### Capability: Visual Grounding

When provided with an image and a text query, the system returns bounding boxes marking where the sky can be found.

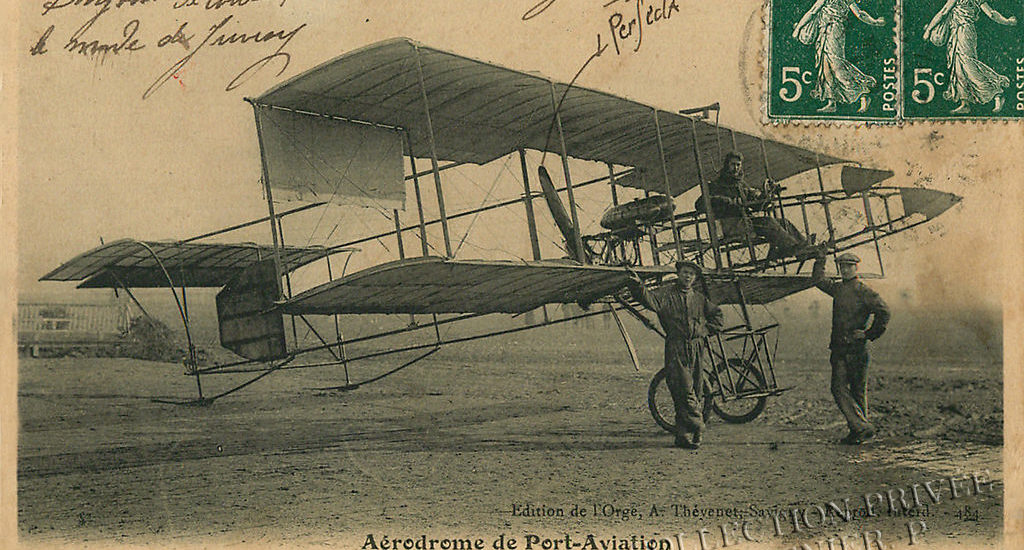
[10,0,1021,313]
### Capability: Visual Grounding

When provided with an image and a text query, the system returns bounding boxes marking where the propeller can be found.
[537,166,584,263]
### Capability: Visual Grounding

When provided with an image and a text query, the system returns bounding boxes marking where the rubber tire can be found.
[647,368,714,434]
[710,358,768,424]
[648,359,769,431]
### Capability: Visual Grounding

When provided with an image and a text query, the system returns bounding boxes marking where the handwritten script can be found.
[523,0,682,79]
[29,0,305,99]
[525,0,683,108]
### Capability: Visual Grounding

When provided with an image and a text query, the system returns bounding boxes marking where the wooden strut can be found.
[814,152,839,263]
[518,149,543,262]
[178,267,200,399]
[760,138,787,273]
[690,117,721,270]
[606,162,625,262]
[413,45,453,257]
[404,131,431,257]
[129,240,203,401]
[199,306,620,376]
[644,190,660,265]
[861,192,885,276]
[275,216,299,345]
[181,201,327,244]
[248,101,285,300]
[336,168,634,250]
[520,149,549,323]
[652,109,683,263]
[324,255,350,386]
[549,80,587,264]
[393,209,416,326]
[196,312,490,374]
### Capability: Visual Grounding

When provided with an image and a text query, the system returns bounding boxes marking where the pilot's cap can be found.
[836,253,861,265]
[674,259,702,274]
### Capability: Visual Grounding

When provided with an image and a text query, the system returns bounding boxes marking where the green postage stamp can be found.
[766,0,899,122]
[766,0,1024,121]
[904,0,1022,119]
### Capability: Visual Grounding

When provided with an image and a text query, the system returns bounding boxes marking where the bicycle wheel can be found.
[710,358,768,424]
[647,368,714,433]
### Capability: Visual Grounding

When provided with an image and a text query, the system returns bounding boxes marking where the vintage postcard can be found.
[4,1,1021,550]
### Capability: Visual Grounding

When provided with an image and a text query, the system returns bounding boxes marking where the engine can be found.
[599,195,675,232]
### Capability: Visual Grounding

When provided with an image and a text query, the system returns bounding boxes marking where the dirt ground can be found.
[17,310,1003,549]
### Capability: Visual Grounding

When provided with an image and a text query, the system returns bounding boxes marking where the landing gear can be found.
[647,357,770,432]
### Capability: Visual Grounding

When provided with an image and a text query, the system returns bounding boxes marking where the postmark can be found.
[766,0,900,122]
[903,0,1023,119]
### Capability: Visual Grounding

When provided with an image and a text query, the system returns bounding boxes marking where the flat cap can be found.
[835,252,861,264]
[674,259,702,273]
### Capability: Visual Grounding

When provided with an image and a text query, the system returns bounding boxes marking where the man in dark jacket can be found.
[812,249,891,444]
[627,260,724,449]
[702,151,815,260]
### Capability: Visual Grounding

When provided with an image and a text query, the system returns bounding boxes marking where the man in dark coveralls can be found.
[627,260,723,449]
[812,249,891,444]
[701,151,816,260]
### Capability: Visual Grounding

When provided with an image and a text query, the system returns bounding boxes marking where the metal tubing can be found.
[606,163,625,260]
[693,217,706,267]
[519,149,543,261]
[179,270,201,398]
[413,45,453,257]
[759,138,785,220]
[198,313,489,373]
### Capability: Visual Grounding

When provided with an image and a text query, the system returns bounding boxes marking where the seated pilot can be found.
[697,151,815,261]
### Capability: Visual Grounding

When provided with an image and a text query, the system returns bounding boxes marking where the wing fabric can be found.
[280,257,817,315]
[255,38,850,197]
[41,239,336,289]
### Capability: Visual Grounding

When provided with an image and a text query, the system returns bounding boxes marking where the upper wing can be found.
[279,257,818,315]
[254,38,850,198]
[40,239,338,288]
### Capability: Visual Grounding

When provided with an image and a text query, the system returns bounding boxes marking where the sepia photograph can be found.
[6,1,1020,549]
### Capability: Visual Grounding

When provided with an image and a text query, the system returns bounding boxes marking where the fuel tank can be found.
[599,195,675,231]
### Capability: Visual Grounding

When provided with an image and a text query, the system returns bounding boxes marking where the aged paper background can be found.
[3,0,1022,548]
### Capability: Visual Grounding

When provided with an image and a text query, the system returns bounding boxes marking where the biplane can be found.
[41,38,960,431]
